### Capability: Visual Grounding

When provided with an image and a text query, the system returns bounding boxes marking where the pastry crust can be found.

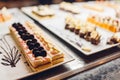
[65,15,101,45]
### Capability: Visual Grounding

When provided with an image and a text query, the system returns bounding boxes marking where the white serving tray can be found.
[0,8,74,80]
[21,5,120,55]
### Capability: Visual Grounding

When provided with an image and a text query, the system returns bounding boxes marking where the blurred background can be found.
[0,0,105,8]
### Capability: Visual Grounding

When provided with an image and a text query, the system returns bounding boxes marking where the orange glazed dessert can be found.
[87,15,120,32]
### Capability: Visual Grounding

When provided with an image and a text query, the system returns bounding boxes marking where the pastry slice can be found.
[10,22,64,71]
[107,32,120,44]
[25,22,64,65]
[90,31,101,45]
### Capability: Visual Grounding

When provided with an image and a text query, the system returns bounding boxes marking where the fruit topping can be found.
[17,23,23,27]
[37,47,44,51]
[27,39,37,43]
[12,23,26,31]
[21,33,34,40]
[40,50,47,57]
[33,49,46,57]
[12,22,47,57]
[18,29,27,35]
[12,23,18,28]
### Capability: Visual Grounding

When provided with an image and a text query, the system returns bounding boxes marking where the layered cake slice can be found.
[107,32,120,44]
[90,31,101,45]
[0,7,12,22]
[65,15,81,32]
[10,22,64,71]
[79,24,100,45]
[65,15,101,45]
[65,15,76,31]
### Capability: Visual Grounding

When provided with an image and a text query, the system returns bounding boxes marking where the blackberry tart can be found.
[10,22,64,71]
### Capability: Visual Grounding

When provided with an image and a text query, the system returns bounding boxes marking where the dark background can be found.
[0,0,86,8]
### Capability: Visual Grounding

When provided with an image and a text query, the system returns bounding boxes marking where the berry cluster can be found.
[12,23,47,57]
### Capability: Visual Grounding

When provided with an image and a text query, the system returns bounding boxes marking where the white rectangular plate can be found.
[0,8,74,80]
[21,6,120,55]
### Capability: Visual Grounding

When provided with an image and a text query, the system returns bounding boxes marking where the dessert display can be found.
[32,5,55,18]
[21,1,120,55]
[59,2,80,14]
[65,15,101,45]
[87,15,120,32]
[107,32,120,44]
[0,7,12,23]
[9,22,64,71]
[82,4,104,12]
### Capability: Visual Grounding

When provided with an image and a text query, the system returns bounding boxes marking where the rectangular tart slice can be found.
[10,22,64,71]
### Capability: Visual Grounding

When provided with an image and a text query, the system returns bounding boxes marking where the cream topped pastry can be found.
[107,32,120,44]
[65,15,76,31]
[84,24,96,41]
[0,7,12,22]
[65,15,81,32]
[90,31,101,45]
[74,19,81,34]
[65,15,101,45]
[79,26,87,38]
